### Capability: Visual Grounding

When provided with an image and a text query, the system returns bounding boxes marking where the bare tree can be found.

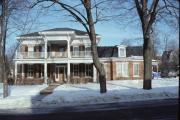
[0,0,38,97]
[135,0,179,89]
[150,30,161,58]
[111,0,178,89]
[134,0,160,89]
[31,0,107,93]
[120,38,143,46]
[0,0,8,97]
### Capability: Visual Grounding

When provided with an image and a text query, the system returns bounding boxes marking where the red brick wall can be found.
[102,60,144,80]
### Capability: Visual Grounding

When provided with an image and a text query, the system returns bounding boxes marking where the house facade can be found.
[13,28,158,85]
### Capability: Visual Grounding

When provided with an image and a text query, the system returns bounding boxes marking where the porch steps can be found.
[40,84,59,95]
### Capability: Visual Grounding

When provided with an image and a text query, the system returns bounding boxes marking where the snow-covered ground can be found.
[0,78,178,111]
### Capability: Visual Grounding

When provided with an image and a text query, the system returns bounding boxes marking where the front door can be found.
[55,66,65,83]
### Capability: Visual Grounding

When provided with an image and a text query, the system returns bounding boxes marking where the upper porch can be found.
[15,40,92,59]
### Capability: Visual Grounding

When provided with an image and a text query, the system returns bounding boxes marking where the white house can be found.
[13,28,158,85]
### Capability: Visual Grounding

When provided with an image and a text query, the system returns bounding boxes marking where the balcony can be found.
[16,52,44,59]
[48,51,67,58]
[16,51,91,59]
[71,51,91,58]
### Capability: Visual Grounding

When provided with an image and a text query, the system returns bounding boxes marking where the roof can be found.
[97,46,118,57]
[43,28,88,35]
[126,46,143,57]
[19,28,89,37]
[97,46,143,58]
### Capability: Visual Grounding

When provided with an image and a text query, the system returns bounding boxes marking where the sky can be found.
[5,1,179,55]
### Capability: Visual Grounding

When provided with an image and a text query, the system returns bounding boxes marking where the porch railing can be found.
[48,51,67,58]
[16,52,44,59]
[71,51,92,58]
[16,51,91,59]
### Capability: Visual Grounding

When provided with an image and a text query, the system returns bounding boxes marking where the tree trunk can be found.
[85,0,107,93]
[143,35,152,89]
[90,22,107,93]
[1,0,9,97]
[0,56,3,83]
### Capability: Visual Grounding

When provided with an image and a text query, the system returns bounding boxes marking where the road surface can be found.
[0,98,178,120]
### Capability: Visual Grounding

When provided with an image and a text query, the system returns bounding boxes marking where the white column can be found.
[67,61,70,83]
[93,65,97,83]
[44,62,47,84]
[44,38,48,84]
[21,64,24,79]
[14,62,17,84]
[44,39,47,59]
[67,39,70,58]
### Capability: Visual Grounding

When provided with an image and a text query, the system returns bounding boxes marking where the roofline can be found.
[16,36,43,41]
[117,45,127,47]
[39,31,74,35]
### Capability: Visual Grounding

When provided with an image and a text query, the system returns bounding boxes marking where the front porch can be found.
[15,63,95,85]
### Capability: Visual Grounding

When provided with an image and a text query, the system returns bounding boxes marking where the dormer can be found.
[117,45,127,57]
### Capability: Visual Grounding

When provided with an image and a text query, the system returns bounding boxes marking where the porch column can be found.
[67,39,70,58]
[44,38,47,59]
[21,64,24,79]
[67,62,70,83]
[14,62,17,84]
[44,38,48,84]
[93,65,97,82]
[44,63,47,84]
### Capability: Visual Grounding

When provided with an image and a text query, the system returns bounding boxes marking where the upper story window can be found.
[25,45,28,52]
[119,48,126,57]
[118,45,127,57]
[73,46,79,56]
[85,46,91,56]
[34,45,42,52]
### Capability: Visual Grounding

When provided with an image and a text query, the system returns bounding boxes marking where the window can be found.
[73,64,79,76]
[25,45,28,52]
[79,46,85,57]
[59,47,65,52]
[85,46,91,56]
[133,63,139,77]
[28,46,34,58]
[116,62,128,77]
[27,64,34,77]
[73,46,79,57]
[85,64,92,76]
[119,48,126,57]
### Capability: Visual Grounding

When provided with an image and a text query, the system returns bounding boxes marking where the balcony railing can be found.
[71,51,92,58]
[16,51,91,59]
[16,52,44,59]
[48,51,67,58]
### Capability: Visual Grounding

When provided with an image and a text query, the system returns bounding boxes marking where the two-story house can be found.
[13,28,158,85]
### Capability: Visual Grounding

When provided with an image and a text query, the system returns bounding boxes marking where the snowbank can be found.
[0,84,47,108]
[41,78,178,107]
[0,78,178,110]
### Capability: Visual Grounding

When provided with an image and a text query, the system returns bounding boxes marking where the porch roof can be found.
[18,28,98,37]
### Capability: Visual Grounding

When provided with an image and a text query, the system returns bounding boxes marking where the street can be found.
[0,98,178,120]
